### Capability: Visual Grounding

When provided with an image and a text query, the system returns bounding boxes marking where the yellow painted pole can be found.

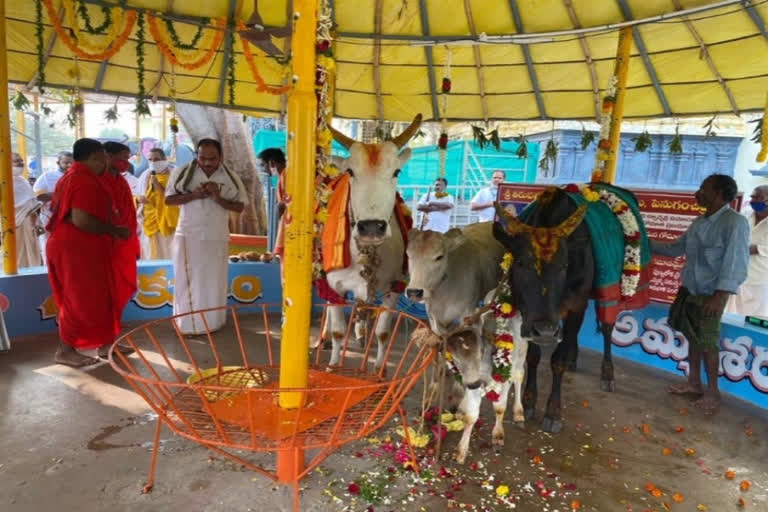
[0,0,18,275]
[603,27,633,184]
[276,0,317,483]
[15,87,28,179]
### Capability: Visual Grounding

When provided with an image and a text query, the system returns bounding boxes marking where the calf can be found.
[445,305,529,464]
[406,222,505,335]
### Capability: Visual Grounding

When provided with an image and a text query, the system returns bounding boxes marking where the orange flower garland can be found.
[63,0,124,54]
[237,22,292,95]
[147,14,226,71]
[43,0,136,61]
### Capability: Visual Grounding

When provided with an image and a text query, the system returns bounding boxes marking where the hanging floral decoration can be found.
[758,97,768,162]
[515,133,528,159]
[592,75,618,182]
[65,62,84,131]
[103,98,119,123]
[579,125,595,150]
[485,253,517,402]
[35,0,46,93]
[632,130,652,152]
[135,11,151,117]
[43,0,137,61]
[12,91,31,112]
[167,69,180,161]
[443,351,462,385]
[668,124,683,155]
[580,185,642,299]
[164,16,210,50]
[312,0,339,282]
[75,0,112,34]
[148,14,226,71]
[236,21,293,95]
[226,24,237,105]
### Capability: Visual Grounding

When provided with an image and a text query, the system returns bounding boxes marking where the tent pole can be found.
[277,0,318,483]
[0,0,19,275]
[603,27,632,184]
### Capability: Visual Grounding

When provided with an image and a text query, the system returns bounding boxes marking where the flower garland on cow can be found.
[578,185,642,300]
[444,252,517,403]
[592,75,618,182]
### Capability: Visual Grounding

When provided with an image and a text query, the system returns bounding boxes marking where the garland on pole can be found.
[592,75,618,182]
[312,0,339,283]
[35,0,46,93]
[226,23,237,105]
[135,11,151,117]
[168,68,180,162]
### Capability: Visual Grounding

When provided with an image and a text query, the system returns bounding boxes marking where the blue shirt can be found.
[651,205,750,296]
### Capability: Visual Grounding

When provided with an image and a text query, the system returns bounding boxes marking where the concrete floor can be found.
[1,313,767,512]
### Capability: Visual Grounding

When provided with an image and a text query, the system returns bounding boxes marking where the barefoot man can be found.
[651,174,750,414]
[46,139,133,367]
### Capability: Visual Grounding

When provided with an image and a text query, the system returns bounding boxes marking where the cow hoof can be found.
[541,417,563,434]
[323,340,332,350]
[524,408,536,421]
[514,420,526,430]
[600,379,616,392]
[454,451,467,464]
[566,360,578,372]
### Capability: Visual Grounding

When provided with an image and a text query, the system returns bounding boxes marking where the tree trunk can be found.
[175,103,267,235]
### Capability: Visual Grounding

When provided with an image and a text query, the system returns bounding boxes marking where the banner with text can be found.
[496,184,742,304]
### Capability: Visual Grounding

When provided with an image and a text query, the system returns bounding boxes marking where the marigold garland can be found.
[43,0,136,61]
[35,0,46,93]
[76,0,112,34]
[237,22,293,95]
[164,17,210,50]
[592,75,618,182]
[63,0,122,54]
[147,14,226,71]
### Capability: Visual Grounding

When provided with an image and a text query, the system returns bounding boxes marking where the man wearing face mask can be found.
[257,148,286,259]
[33,151,73,264]
[471,170,513,223]
[9,153,42,268]
[726,185,768,321]
[103,142,140,322]
[166,139,247,334]
[137,148,178,259]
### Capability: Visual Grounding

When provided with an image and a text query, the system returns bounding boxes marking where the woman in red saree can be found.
[47,138,132,367]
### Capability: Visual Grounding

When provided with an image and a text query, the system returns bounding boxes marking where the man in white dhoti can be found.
[727,185,768,320]
[137,148,177,259]
[165,139,246,334]
[11,153,42,268]
[33,151,72,264]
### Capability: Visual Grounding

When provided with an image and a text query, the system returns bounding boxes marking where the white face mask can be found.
[149,160,169,173]
[12,166,25,176]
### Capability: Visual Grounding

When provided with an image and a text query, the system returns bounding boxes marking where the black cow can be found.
[492,187,618,434]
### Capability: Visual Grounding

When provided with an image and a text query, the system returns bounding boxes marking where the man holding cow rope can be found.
[651,174,750,414]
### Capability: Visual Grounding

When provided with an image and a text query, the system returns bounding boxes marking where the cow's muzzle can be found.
[406,288,424,301]
[525,320,562,346]
[356,220,388,242]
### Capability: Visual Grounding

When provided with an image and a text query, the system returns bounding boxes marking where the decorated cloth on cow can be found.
[314,172,413,304]
[521,183,652,324]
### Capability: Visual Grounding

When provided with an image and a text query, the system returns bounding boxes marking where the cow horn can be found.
[494,201,529,235]
[329,126,356,150]
[391,114,423,149]
[553,204,588,238]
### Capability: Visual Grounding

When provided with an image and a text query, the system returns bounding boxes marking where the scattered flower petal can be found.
[725,470,736,480]
[740,480,751,491]
[348,482,360,495]
[685,448,696,457]
[662,448,672,456]
[697,505,708,511]
[496,485,510,497]
[673,492,684,503]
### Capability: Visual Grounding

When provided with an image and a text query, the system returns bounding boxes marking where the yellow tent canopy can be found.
[6,0,768,122]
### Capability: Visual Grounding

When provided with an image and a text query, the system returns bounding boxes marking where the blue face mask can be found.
[751,201,768,212]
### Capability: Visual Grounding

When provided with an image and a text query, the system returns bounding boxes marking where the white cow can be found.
[405,222,505,335]
[322,115,423,370]
[446,305,529,464]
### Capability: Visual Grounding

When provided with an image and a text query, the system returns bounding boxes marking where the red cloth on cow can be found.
[46,163,121,349]
[100,172,139,315]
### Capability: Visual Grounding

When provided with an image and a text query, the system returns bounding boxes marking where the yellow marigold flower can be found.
[444,351,453,361]
[495,341,515,351]
[316,209,329,223]
[501,252,514,271]
[440,412,455,424]
[597,152,610,161]
[496,485,510,497]
[324,164,339,177]
[446,419,464,432]
[500,303,513,315]
[317,129,332,148]
[623,264,641,271]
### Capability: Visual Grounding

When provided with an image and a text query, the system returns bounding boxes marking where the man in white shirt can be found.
[165,139,247,334]
[471,170,514,222]
[727,185,768,320]
[417,177,454,233]
[33,151,73,264]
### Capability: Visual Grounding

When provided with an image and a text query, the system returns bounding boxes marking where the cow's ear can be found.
[444,228,466,252]
[397,148,413,166]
